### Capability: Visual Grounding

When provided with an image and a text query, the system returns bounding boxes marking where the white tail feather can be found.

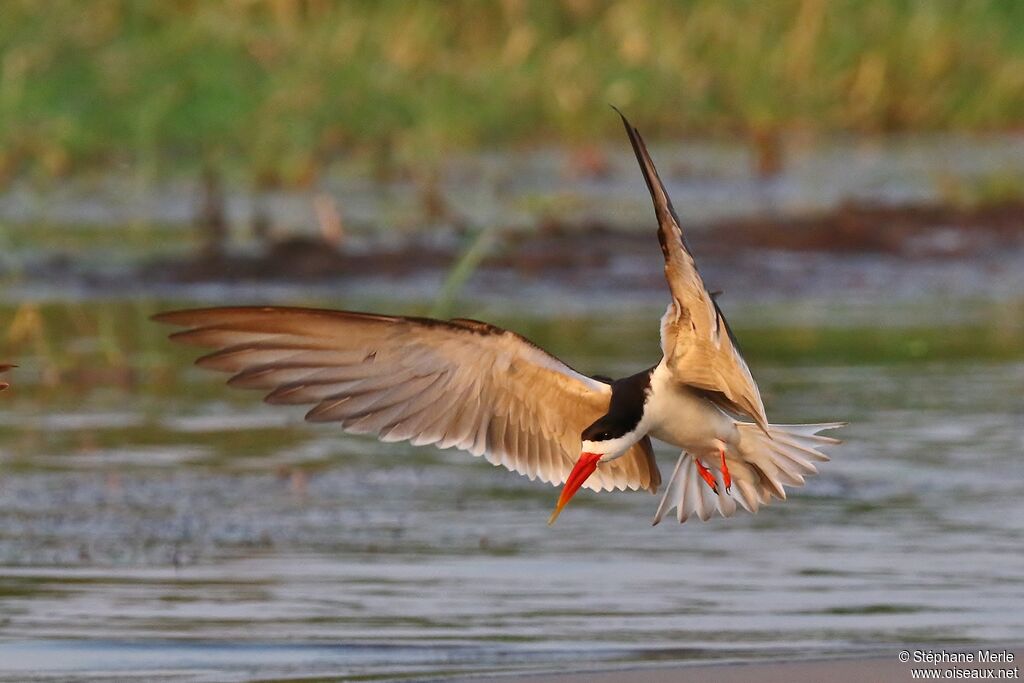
[651,422,844,525]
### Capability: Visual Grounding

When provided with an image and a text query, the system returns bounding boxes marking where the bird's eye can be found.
[598,432,611,441]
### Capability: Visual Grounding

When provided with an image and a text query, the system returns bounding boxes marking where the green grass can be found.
[2,1,1024,186]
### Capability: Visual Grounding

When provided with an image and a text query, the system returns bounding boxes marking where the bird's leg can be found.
[719,447,732,494]
[695,458,719,495]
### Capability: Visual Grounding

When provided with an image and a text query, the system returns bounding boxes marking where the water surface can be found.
[0,298,1021,681]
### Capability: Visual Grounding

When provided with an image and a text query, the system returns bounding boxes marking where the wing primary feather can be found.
[157,305,662,494]
[612,106,688,252]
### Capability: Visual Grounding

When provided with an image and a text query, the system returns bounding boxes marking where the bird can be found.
[154,111,842,526]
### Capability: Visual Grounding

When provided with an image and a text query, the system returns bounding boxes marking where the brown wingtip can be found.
[613,108,680,234]
[610,103,629,127]
[613,107,644,164]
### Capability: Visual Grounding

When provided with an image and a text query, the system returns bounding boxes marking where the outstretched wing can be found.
[616,110,768,432]
[155,307,661,493]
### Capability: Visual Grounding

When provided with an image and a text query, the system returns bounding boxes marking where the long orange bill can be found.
[547,452,602,525]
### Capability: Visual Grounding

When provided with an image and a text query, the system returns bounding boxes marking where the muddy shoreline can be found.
[481,650,1024,683]
[38,200,1023,288]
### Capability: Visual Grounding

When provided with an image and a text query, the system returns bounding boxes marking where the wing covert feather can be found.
[156,306,660,493]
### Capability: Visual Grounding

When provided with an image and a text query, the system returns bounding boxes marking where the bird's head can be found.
[547,416,642,525]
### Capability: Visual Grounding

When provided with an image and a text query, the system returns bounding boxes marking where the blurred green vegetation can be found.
[2,301,1021,396]
[2,0,1024,187]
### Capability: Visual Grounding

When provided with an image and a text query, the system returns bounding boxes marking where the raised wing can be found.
[155,307,660,493]
[616,110,768,432]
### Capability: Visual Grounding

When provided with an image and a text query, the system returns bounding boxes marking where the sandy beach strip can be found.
[480,649,1023,683]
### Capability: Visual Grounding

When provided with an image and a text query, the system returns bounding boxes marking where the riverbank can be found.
[486,649,1023,683]
[9,199,1022,316]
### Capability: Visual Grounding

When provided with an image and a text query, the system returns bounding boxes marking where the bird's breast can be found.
[643,364,737,454]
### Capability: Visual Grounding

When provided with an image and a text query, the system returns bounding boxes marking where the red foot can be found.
[695,458,719,495]
[720,448,732,494]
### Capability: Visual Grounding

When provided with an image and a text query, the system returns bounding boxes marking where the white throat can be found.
[582,427,645,462]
